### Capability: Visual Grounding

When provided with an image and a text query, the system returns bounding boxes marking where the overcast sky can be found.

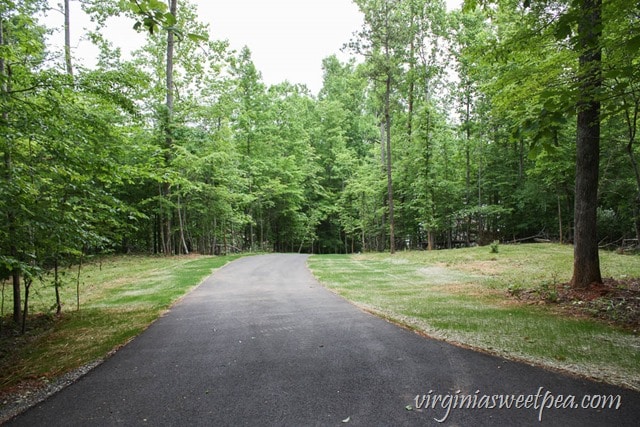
[199,0,363,93]
[49,0,460,95]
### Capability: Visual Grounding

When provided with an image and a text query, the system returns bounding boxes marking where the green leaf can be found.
[624,35,640,52]
[462,0,478,13]
[143,17,156,34]
[164,12,177,27]
[554,19,573,41]
[148,0,168,12]
[528,143,542,160]
[187,33,208,43]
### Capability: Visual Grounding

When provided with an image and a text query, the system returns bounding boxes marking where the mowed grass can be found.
[307,244,640,391]
[0,254,239,391]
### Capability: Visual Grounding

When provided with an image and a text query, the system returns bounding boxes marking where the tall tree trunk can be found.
[570,0,603,288]
[159,187,169,254]
[380,121,386,168]
[177,193,189,254]
[165,0,176,143]
[464,86,472,246]
[76,248,84,311]
[557,194,564,244]
[425,102,433,250]
[161,0,177,255]
[407,39,415,140]
[54,257,62,315]
[379,119,387,251]
[64,0,73,77]
[385,74,395,254]
[21,278,31,335]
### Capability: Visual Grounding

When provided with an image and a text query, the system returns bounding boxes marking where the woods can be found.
[1,0,639,322]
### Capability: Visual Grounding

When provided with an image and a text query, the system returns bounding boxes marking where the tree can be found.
[460,0,612,288]
[316,56,380,252]
[570,0,603,288]
[401,0,448,249]
[449,7,490,246]
[0,9,21,323]
[229,47,267,250]
[0,0,48,323]
[601,0,640,244]
[352,0,414,253]
[161,0,178,254]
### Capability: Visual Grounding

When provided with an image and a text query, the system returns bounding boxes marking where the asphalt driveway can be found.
[6,254,640,426]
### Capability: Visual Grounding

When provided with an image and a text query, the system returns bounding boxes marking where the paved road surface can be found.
[6,254,640,426]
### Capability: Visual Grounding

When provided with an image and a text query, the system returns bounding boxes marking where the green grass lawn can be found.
[0,254,240,392]
[307,244,640,391]
[1,245,638,400]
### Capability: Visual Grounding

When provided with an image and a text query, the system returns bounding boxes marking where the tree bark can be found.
[385,74,395,254]
[54,257,62,315]
[21,278,31,335]
[161,0,177,255]
[177,193,189,254]
[557,194,564,244]
[570,0,603,288]
[64,0,73,77]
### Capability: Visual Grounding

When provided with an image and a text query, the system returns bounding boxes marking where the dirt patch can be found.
[511,278,640,330]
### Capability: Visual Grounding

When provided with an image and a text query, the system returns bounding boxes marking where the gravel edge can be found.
[0,359,103,424]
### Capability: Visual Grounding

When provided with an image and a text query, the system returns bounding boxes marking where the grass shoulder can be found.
[0,254,241,407]
[307,243,640,391]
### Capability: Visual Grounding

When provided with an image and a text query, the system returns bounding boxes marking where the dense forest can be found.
[1,0,639,320]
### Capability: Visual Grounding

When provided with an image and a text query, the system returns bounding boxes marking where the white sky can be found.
[200,0,363,93]
[46,0,461,95]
